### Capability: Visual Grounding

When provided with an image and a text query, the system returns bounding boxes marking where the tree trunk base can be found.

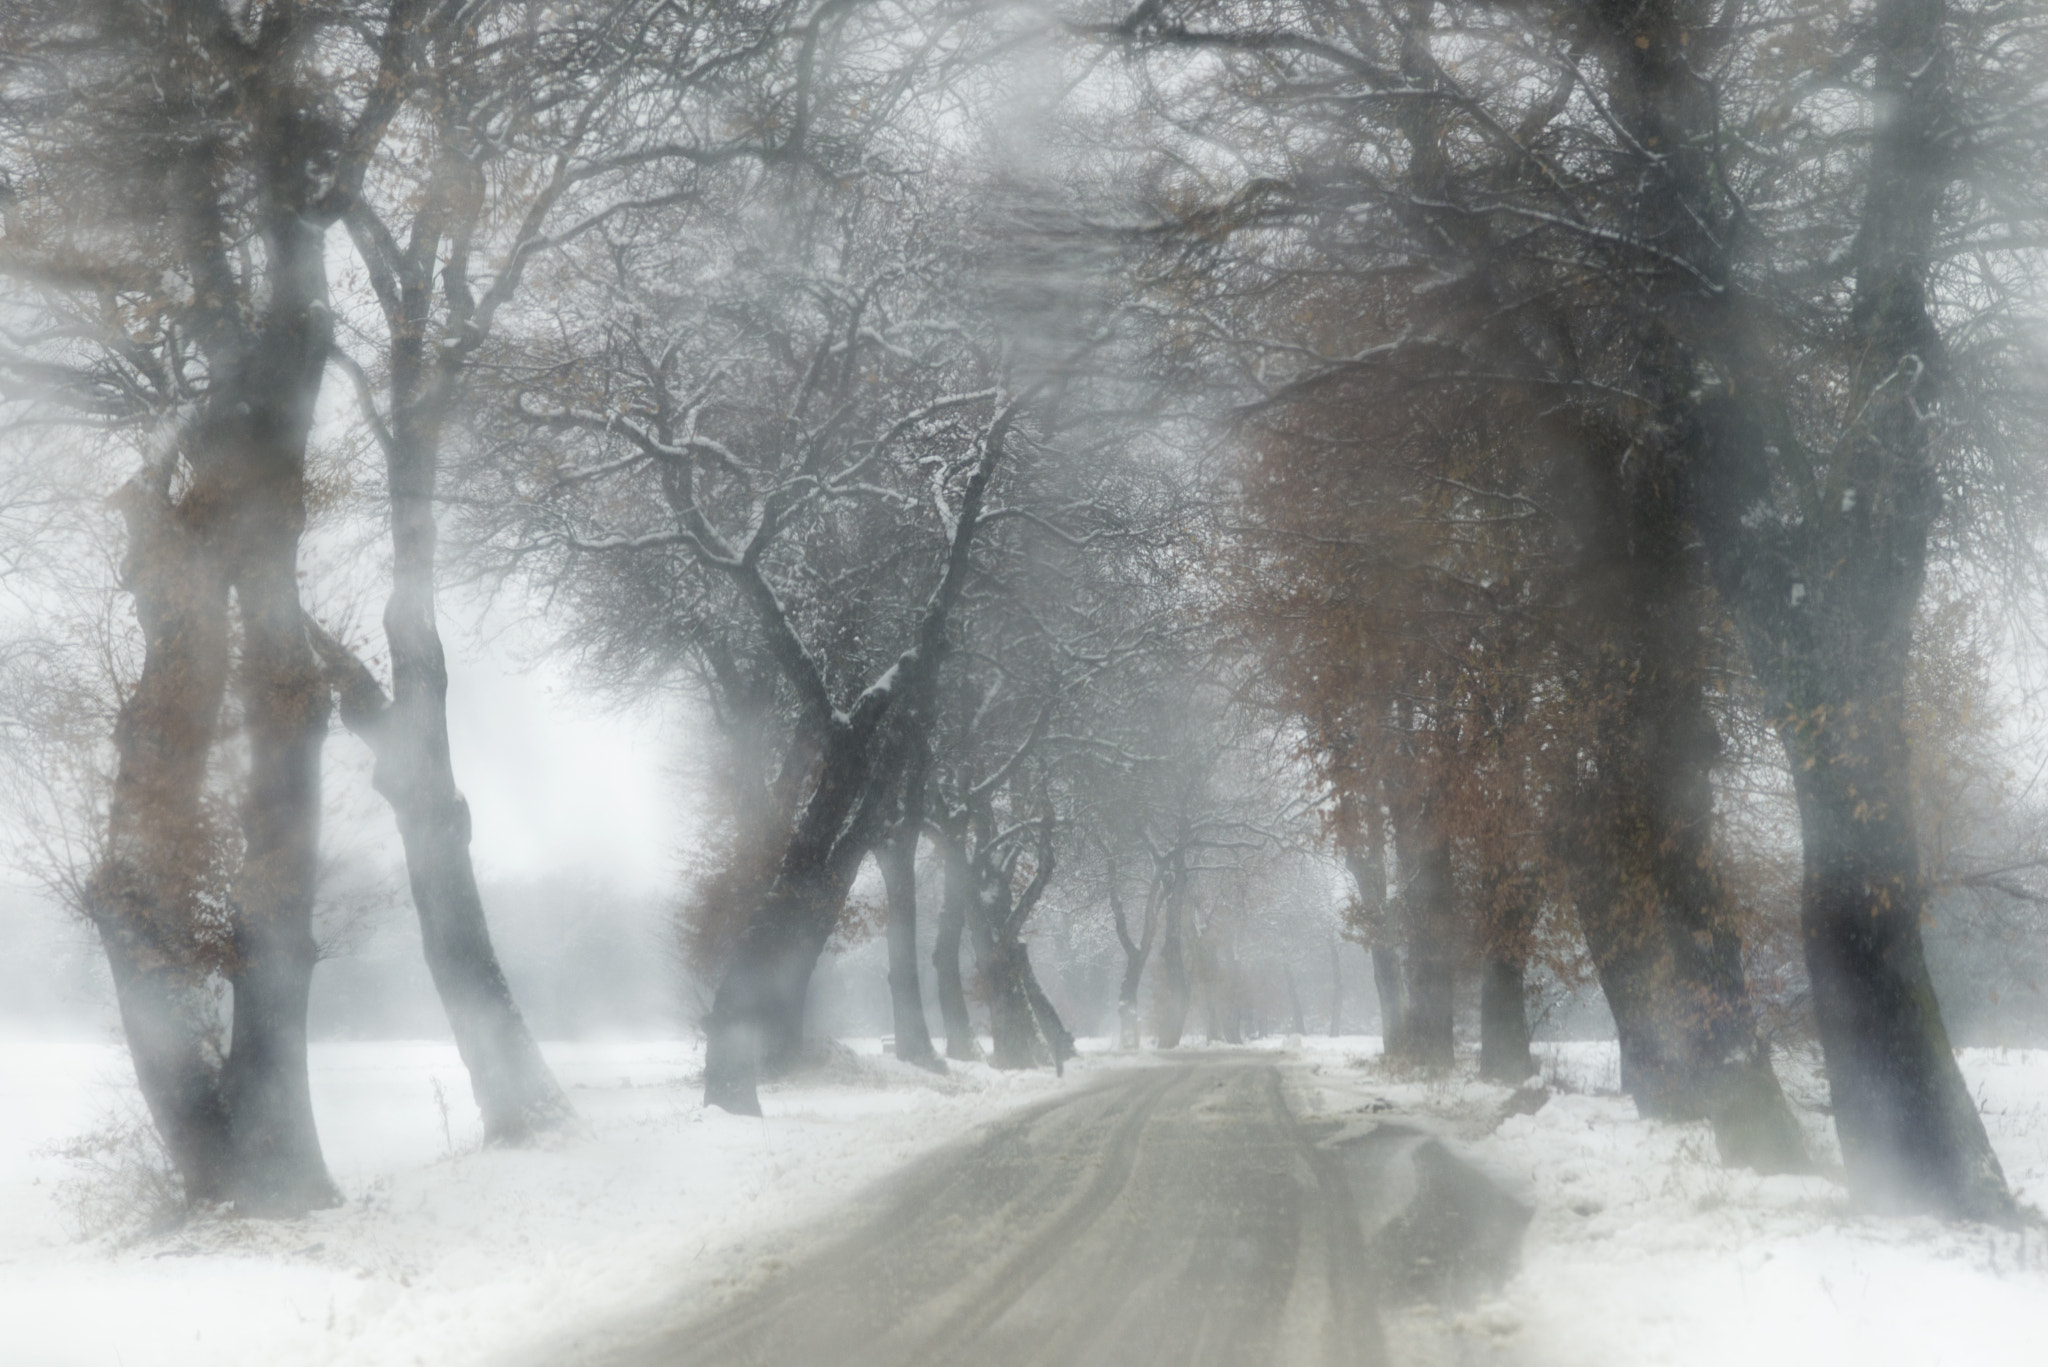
[703,1015,764,1117]
[1707,1055,1811,1176]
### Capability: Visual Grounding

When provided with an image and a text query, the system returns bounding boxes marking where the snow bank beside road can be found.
[1295,1038,2048,1367]
[0,1037,1075,1367]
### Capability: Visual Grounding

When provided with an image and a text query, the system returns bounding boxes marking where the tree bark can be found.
[1283,964,1306,1036]
[933,838,983,1062]
[1109,862,1158,1050]
[969,865,1041,1070]
[877,827,941,1070]
[703,715,892,1114]
[1328,938,1345,1038]
[87,474,236,1206]
[349,301,571,1142]
[1479,955,1534,1085]
[212,211,343,1213]
[1342,814,1405,1050]
[1019,949,1075,1075]
[1557,410,1808,1171]
[1155,883,1192,1049]
[1682,0,2007,1218]
[1390,801,1456,1069]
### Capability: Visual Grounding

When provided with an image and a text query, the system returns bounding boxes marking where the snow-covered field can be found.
[0,1036,1077,1367]
[3,1035,2044,1367]
[1292,1037,2048,1367]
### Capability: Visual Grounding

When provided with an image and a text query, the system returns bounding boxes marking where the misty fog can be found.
[2,1,2046,1365]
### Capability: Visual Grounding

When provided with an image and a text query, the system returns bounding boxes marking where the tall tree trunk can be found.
[969,872,1040,1070]
[1391,802,1456,1069]
[703,717,891,1114]
[87,474,236,1205]
[702,879,844,1113]
[1478,877,1537,1084]
[1117,936,1148,1049]
[1155,886,1192,1049]
[1343,814,1405,1050]
[877,828,941,1070]
[216,414,339,1211]
[1479,956,1534,1084]
[1110,865,1160,1050]
[207,202,343,1215]
[352,351,571,1141]
[1782,705,2004,1213]
[1563,420,1807,1172]
[1020,949,1074,1074]
[1679,0,2009,1218]
[934,837,982,1062]
[1284,964,1307,1036]
[1328,937,1345,1038]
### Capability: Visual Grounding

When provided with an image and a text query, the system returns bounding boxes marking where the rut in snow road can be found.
[540,1058,1528,1367]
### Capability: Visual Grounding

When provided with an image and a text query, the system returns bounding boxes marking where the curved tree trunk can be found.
[87,474,236,1206]
[1020,949,1075,1074]
[970,889,1041,1070]
[702,883,843,1114]
[1562,422,1807,1172]
[1683,0,2006,1217]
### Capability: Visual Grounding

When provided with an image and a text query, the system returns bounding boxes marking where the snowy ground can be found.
[1290,1036,2048,1367]
[0,1036,1081,1367]
[3,1035,2044,1367]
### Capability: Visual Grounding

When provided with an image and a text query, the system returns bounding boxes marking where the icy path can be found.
[538,1060,1401,1367]
[0,1037,1076,1367]
[4,1038,2046,1367]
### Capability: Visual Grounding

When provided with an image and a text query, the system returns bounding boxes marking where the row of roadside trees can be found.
[1,0,2043,1228]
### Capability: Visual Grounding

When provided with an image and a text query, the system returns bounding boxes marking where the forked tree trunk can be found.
[1110,862,1161,1050]
[1020,950,1075,1075]
[703,719,889,1114]
[1564,435,1807,1173]
[87,475,236,1206]
[702,881,843,1114]
[877,828,941,1070]
[969,871,1041,1070]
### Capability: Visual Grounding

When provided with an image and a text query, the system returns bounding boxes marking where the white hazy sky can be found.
[434,640,691,897]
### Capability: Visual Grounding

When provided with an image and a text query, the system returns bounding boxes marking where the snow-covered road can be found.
[3,1037,2046,1366]
[527,1058,1445,1367]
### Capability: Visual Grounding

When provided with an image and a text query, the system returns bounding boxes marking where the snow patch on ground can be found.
[0,1036,1080,1367]
[1293,1037,2048,1367]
